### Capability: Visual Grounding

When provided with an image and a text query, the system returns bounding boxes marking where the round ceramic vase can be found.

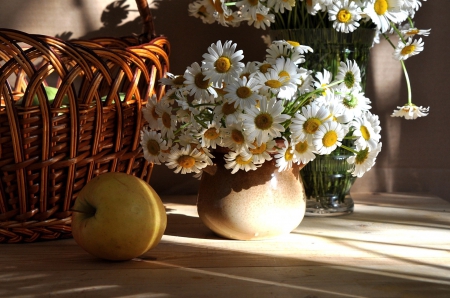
[197,155,306,240]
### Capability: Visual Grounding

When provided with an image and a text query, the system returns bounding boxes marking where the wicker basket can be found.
[0,2,170,243]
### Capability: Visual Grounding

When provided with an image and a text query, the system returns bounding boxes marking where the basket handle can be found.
[135,0,156,43]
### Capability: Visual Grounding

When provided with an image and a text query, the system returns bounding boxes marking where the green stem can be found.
[400,60,412,105]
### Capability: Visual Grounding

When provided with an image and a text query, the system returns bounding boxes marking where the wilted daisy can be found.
[166,145,209,175]
[241,96,290,146]
[224,150,259,174]
[202,40,245,86]
[292,139,316,164]
[274,138,297,172]
[347,142,382,177]
[140,128,168,165]
[335,60,362,91]
[224,76,262,109]
[290,102,331,142]
[328,0,362,33]
[183,62,217,100]
[142,95,161,130]
[391,104,429,119]
[393,38,424,60]
[312,121,346,155]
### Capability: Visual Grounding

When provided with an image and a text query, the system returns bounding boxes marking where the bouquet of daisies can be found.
[140,39,382,177]
[189,0,430,119]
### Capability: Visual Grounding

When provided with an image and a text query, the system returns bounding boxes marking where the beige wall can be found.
[1,0,449,201]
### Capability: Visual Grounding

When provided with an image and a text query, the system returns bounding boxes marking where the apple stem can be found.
[70,208,95,215]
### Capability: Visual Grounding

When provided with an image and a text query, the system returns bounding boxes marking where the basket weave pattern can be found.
[0,27,170,243]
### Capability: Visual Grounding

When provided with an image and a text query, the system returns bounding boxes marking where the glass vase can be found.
[270,28,375,215]
[300,153,356,216]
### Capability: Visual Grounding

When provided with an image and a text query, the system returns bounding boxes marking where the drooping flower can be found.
[393,37,424,60]
[391,104,429,119]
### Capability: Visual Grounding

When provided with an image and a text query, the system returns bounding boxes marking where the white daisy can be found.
[312,121,346,155]
[236,0,261,20]
[328,0,362,33]
[340,91,372,119]
[221,122,254,153]
[347,142,382,178]
[241,96,290,146]
[391,104,429,119]
[156,103,177,139]
[142,95,161,130]
[271,57,302,87]
[393,37,424,60]
[350,113,381,151]
[158,72,186,89]
[249,139,276,164]
[401,28,431,38]
[224,75,262,109]
[267,0,295,14]
[292,139,316,164]
[140,128,168,165]
[183,62,217,100]
[364,0,409,33]
[335,60,362,91]
[188,0,216,24]
[247,7,275,30]
[202,40,245,86]
[265,42,305,65]
[166,145,209,175]
[314,69,333,96]
[224,150,259,174]
[290,102,331,142]
[201,121,223,149]
[213,99,244,126]
[274,138,297,172]
[254,68,297,100]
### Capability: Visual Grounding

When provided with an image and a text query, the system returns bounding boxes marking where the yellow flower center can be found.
[285,149,294,161]
[303,118,321,134]
[162,112,172,128]
[198,6,207,17]
[151,106,159,120]
[337,9,352,23]
[254,113,273,130]
[355,148,369,164]
[173,75,185,86]
[360,125,370,140]
[374,0,388,16]
[236,86,252,99]
[250,142,267,154]
[306,0,312,6]
[248,0,258,6]
[287,40,300,47]
[222,102,237,115]
[322,131,338,147]
[259,63,272,73]
[236,155,253,165]
[295,141,308,154]
[204,128,220,140]
[194,72,210,89]
[407,29,420,35]
[265,79,282,89]
[212,0,224,14]
[401,45,416,56]
[215,56,231,73]
[256,13,265,22]
[231,129,245,144]
[146,139,160,156]
[178,155,196,169]
[279,71,290,83]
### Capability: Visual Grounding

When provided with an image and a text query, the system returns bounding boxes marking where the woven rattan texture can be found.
[0,28,170,243]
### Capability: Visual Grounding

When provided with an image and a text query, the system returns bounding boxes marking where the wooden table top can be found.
[1,192,450,298]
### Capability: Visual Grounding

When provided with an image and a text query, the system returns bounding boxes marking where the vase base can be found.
[305,195,354,217]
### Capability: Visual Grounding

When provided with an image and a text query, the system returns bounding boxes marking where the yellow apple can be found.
[71,172,167,261]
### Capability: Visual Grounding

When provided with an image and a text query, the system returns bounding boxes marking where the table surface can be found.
[1,192,450,298]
